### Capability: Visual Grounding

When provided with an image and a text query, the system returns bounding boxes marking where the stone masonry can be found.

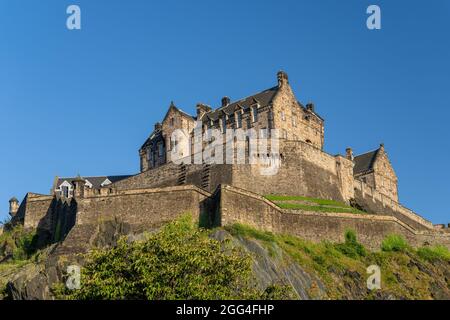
[8,71,450,252]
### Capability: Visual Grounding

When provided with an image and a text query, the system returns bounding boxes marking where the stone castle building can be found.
[5,71,449,253]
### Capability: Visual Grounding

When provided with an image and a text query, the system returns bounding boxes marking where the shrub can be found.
[0,225,38,261]
[417,245,450,262]
[381,234,409,252]
[335,230,367,258]
[56,215,288,300]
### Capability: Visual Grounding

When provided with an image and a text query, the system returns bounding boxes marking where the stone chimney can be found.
[196,103,211,120]
[346,148,354,161]
[306,102,315,112]
[72,175,85,198]
[277,70,289,87]
[9,197,19,217]
[221,97,230,107]
[154,122,162,131]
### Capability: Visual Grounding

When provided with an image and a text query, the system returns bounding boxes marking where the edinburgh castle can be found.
[4,71,450,253]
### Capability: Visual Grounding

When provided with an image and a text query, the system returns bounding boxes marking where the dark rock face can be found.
[210,229,327,300]
[2,228,450,300]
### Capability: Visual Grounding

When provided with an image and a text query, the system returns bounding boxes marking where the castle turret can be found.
[9,197,19,217]
[72,175,85,198]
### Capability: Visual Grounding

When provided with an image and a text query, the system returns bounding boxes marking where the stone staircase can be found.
[177,164,187,185]
[201,164,211,189]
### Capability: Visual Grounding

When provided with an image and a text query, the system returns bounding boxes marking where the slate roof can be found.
[353,149,380,175]
[141,128,163,150]
[205,86,279,121]
[56,175,132,189]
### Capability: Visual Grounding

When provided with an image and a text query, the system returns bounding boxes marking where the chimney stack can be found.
[154,122,162,131]
[72,175,85,198]
[277,70,289,87]
[346,148,354,161]
[306,102,315,112]
[221,97,230,107]
[9,197,19,217]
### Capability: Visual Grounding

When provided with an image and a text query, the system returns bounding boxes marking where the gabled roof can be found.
[162,102,196,124]
[55,175,132,189]
[353,149,380,175]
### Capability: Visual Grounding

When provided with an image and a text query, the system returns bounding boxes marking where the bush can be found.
[56,215,289,300]
[381,234,409,252]
[335,230,367,258]
[417,245,450,262]
[0,225,38,261]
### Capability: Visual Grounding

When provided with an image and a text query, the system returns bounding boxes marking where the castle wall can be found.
[76,186,210,232]
[353,180,433,230]
[217,185,450,250]
[111,161,233,194]
[53,185,212,255]
[22,193,54,231]
[230,140,354,201]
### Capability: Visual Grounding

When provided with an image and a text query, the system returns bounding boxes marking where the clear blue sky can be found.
[1,0,449,224]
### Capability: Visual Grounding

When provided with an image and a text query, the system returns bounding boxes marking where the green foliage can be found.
[265,195,349,207]
[57,215,287,300]
[417,245,450,262]
[381,234,409,252]
[335,230,367,258]
[265,195,366,214]
[226,223,275,243]
[0,225,38,262]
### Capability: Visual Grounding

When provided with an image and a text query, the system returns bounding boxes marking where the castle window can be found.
[281,111,286,121]
[221,116,227,133]
[260,128,268,139]
[62,186,69,198]
[282,129,287,139]
[293,134,298,140]
[292,115,297,127]
[306,139,312,144]
[236,112,242,128]
[170,118,174,126]
[158,143,164,156]
[251,105,258,122]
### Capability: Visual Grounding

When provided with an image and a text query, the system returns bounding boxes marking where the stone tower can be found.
[9,197,19,217]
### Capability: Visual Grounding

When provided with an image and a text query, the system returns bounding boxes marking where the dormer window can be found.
[170,118,174,126]
[62,186,69,197]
